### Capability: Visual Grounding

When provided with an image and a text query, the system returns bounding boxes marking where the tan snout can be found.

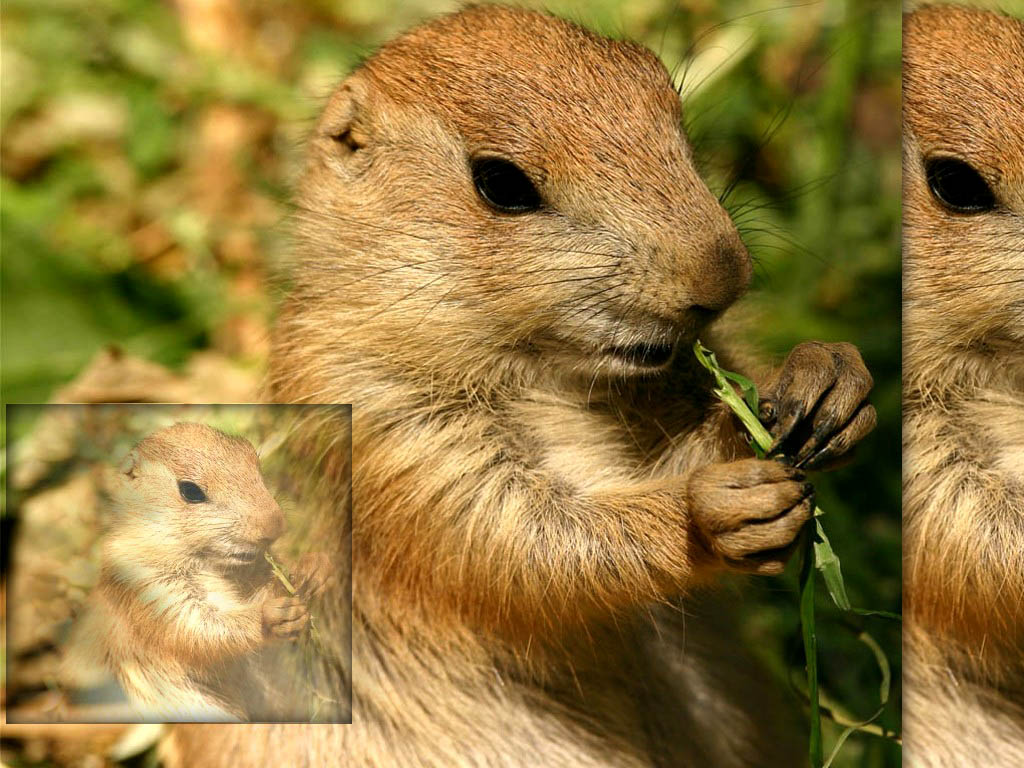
[645,227,751,323]
[684,231,752,313]
[249,499,286,546]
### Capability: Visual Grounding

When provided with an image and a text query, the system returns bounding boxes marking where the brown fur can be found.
[66,423,311,722]
[903,5,1024,765]
[169,6,876,765]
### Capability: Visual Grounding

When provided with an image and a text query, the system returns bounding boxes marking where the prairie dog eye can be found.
[470,156,543,213]
[924,156,996,214]
[178,480,208,504]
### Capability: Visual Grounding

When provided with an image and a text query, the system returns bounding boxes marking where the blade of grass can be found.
[693,341,771,455]
[265,551,330,721]
[696,340,823,766]
[800,532,823,767]
[265,552,322,644]
[265,551,298,594]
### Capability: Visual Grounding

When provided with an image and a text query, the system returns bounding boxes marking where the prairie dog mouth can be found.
[224,549,260,565]
[602,340,676,369]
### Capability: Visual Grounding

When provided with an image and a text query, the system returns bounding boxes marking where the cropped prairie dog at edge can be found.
[903,5,1024,767]
[168,5,877,767]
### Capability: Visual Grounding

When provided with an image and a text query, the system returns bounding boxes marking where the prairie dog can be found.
[67,422,316,722]
[903,5,1024,766]
[170,6,877,765]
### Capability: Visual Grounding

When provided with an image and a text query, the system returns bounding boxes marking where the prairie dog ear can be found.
[119,448,141,479]
[318,75,371,154]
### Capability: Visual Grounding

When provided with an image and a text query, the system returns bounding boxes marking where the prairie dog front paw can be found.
[759,341,876,469]
[262,595,309,640]
[688,458,814,575]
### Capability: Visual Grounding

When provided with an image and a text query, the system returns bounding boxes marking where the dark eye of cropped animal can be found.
[471,156,542,214]
[924,156,997,214]
[178,480,208,504]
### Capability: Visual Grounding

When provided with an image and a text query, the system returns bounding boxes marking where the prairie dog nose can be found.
[254,503,286,543]
[685,232,752,313]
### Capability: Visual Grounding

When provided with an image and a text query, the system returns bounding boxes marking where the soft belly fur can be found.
[168,595,800,767]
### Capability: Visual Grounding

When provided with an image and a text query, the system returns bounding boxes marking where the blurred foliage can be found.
[1,0,900,766]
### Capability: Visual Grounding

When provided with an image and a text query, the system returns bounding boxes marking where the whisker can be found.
[292,203,626,261]
[299,257,457,287]
[413,283,462,331]
[364,274,449,321]
[918,267,1024,276]
[918,277,1024,294]
[563,298,630,341]
[551,283,629,326]
[462,273,621,296]
[297,258,622,290]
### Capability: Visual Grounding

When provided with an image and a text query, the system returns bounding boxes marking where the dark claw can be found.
[802,443,840,471]
[769,401,805,452]
[795,417,838,466]
[803,448,856,473]
[800,404,876,470]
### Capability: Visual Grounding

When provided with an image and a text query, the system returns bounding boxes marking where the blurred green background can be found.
[1,0,900,766]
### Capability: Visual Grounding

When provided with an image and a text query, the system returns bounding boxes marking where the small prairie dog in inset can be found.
[903,5,1024,767]
[65,422,327,722]
[170,5,876,766]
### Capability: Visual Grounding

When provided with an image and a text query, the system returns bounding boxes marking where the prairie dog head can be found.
[283,5,750,387]
[111,423,285,567]
[903,6,1024,362]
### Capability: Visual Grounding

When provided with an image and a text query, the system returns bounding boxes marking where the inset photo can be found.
[4,404,352,724]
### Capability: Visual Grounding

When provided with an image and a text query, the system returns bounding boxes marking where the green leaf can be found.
[813,520,851,612]
[693,341,772,456]
[719,368,760,412]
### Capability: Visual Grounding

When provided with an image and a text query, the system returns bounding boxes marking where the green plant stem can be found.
[695,341,824,767]
[799,531,823,768]
[265,552,324,645]
[265,551,297,594]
